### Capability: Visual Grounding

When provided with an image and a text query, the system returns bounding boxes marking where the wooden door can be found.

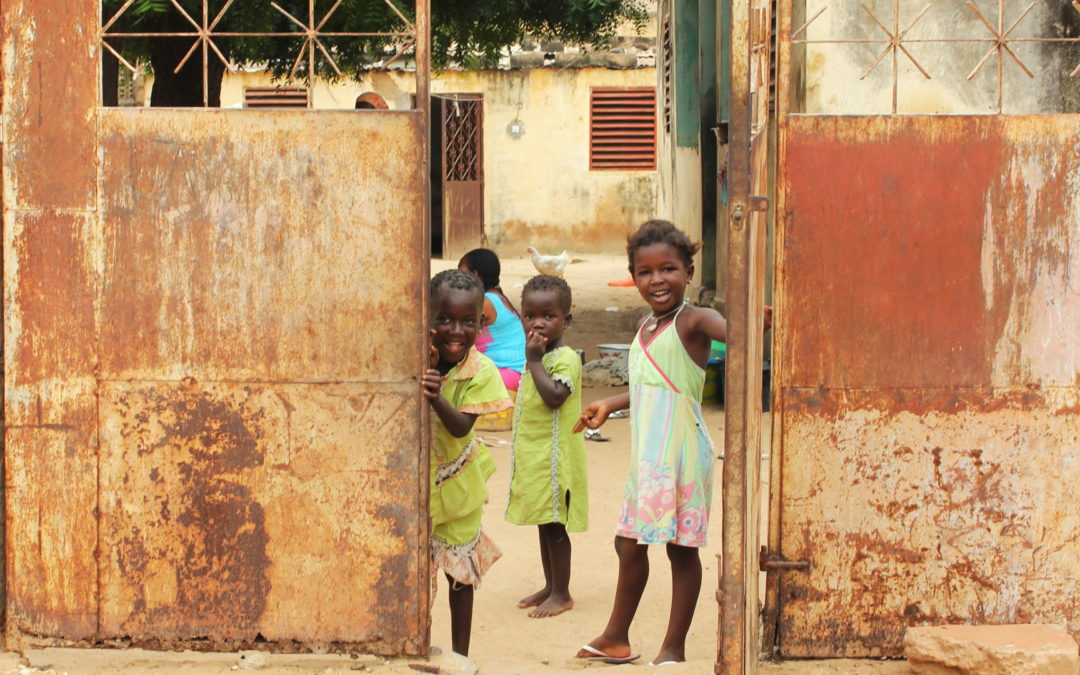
[439,94,484,260]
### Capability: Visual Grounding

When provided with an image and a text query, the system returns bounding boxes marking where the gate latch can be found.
[759,546,810,572]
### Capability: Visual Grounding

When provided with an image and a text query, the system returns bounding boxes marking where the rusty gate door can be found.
[3,0,432,654]
[767,0,1080,658]
[438,94,484,260]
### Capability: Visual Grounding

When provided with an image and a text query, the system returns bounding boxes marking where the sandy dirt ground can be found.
[6,255,913,674]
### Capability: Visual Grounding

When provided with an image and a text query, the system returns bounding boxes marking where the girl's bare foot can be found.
[528,594,573,618]
[516,588,549,609]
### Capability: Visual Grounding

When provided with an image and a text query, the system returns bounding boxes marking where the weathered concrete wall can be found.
[799,0,1080,114]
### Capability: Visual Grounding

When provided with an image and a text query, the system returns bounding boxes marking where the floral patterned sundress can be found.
[615,304,715,547]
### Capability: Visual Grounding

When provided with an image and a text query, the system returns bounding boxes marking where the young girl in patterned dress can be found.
[505,275,588,619]
[422,269,513,656]
[573,220,728,666]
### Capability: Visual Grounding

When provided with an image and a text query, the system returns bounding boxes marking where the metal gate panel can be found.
[97,111,424,383]
[4,0,432,655]
[92,110,427,650]
[774,114,1080,657]
[97,380,420,645]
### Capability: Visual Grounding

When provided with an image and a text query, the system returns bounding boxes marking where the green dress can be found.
[431,348,513,587]
[505,346,589,532]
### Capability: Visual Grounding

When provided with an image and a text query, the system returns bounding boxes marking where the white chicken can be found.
[526,247,570,278]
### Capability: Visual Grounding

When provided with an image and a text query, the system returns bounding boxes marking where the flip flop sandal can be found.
[578,644,640,664]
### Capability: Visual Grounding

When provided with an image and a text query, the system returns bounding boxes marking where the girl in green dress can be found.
[422,269,513,656]
[506,275,588,619]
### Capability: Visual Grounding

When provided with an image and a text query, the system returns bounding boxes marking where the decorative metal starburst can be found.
[858,1,932,112]
[102,0,236,106]
[101,0,418,108]
[965,0,1036,110]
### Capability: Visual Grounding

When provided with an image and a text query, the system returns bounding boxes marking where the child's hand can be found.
[525,330,548,363]
[428,329,439,368]
[574,400,612,433]
[421,368,443,400]
[764,305,773,332]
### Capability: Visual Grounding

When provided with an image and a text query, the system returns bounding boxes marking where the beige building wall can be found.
[217,66,658,256]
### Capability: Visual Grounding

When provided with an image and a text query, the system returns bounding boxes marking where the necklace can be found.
[646,299,686,332]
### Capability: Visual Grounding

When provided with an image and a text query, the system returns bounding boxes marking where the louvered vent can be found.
[590,88,657,171]
[244,86,309,109]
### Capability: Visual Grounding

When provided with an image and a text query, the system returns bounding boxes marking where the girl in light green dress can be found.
[506,275,588,619]
[422,270,513,656]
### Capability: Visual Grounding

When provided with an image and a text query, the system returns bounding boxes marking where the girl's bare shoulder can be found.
[681,304,724,323]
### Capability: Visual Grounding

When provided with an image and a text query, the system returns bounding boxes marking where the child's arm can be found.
[422,368,478,438]
[689,305,772,342]
[573,392,630,433]
[525,332,571,409]
[689,306,729,343]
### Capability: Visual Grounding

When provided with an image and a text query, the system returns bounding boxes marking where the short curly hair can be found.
[522,274,572,313]
[626,219,700,270]
[430,268,483,307]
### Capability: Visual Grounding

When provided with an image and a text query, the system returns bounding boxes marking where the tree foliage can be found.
[102,0,649,105]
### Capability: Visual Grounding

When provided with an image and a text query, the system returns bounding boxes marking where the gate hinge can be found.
[759,545,810,572]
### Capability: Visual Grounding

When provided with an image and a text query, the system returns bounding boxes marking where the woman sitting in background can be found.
[459,248,526,431]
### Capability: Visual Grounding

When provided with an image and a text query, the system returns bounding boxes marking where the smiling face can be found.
[631,242,693,316]
[431,286,484,369]
[521,288,570,350]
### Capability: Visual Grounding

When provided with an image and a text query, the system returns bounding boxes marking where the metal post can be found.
[719,0,766,671]
[414,0,433,656]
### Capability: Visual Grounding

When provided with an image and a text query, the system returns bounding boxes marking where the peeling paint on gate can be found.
[775,115,1080,657]
[3,0,431,655]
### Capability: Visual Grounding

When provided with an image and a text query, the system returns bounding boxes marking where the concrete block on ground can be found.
[905,624,1080,675]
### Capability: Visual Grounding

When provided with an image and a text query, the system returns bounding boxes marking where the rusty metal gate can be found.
[2,0,432,654]
[767,0,1080,658]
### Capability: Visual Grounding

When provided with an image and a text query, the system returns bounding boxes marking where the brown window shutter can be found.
[590,87,657,171]
[244,86,309,109]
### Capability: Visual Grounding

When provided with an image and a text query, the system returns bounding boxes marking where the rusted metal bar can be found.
[760,0,795,658]
[414,0,433,653]
[759,546,810,572]
[719,0,767,671]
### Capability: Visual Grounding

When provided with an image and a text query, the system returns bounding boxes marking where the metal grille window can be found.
[589,87,657,171]
[244,87,309,109]
[443,96,482,181]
